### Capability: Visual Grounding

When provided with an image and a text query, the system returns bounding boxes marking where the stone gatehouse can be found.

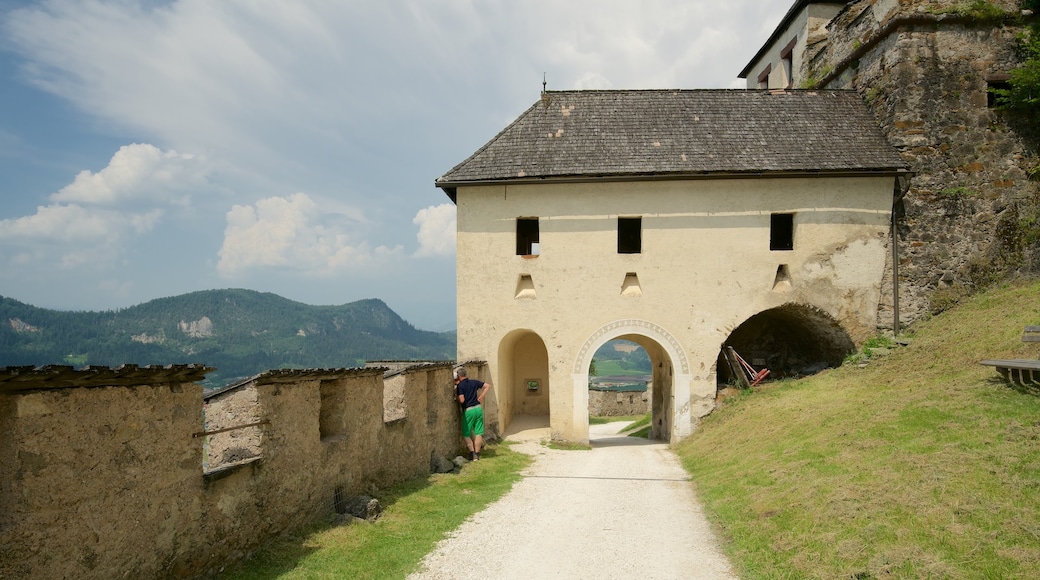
[437,89,907,444]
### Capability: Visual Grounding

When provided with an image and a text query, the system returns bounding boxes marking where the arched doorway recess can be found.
[496,329,550,435]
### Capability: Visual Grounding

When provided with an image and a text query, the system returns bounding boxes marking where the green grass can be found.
[589,414,645,425]
[619,413,651,438]
[675,279,1040,579]
[546,441,592,450]
[217,443,531,579]
[590,360,649,376]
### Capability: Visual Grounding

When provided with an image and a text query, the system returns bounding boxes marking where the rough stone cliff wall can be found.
[807,0,1040,327]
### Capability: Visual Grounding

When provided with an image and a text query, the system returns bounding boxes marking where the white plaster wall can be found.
[744,3,847,89]
[455,176,893,442]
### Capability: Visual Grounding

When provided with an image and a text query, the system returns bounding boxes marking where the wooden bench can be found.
[980,326,1040,385]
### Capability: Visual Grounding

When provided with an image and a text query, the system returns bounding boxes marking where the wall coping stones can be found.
[0,363,213,393]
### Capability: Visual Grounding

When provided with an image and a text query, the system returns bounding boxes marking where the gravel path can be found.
[408,419,738,579]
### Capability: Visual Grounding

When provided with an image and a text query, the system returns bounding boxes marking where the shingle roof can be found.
[436,89,904,192]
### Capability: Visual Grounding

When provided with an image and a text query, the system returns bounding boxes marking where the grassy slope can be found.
[675,280,1040,579]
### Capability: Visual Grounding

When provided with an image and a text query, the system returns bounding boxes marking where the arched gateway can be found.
[572,320,692,443]
[438,90,906,444]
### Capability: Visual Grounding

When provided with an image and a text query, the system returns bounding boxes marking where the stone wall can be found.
[588,385,651,417]
[806,0,1040,326]
[0,361,471,579]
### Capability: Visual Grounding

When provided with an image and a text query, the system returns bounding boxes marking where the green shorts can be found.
[462,405,485,438]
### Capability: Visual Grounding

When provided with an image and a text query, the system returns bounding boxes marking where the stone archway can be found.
[573,320,692,442]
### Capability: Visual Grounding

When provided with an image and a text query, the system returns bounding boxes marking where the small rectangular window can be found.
[618,217,641,254]
[770,213,794,251]
[780,37,796,89]
[757,65,771,89]
[516,218,539,256]
[987,78,1011,108]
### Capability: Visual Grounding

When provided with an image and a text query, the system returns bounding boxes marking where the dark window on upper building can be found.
[770,213,794,251]
[517,217,539,256]
[757,64,771,89]
[780,37,797,89]
[618,217,642,254]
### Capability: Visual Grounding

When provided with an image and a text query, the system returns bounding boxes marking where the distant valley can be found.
[0,289,456,387]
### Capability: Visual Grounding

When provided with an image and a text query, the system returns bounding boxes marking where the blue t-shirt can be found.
[456,378,485,409]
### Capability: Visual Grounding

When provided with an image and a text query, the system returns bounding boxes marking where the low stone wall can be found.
[0,361,471,579]
[588,384,651,417]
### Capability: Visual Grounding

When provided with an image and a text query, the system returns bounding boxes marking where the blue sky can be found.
[0,0,790,331]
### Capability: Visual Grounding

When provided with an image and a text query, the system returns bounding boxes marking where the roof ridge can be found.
[435,89,904,190]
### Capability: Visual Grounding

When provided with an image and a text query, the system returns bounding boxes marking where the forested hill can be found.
[0,289,456,386]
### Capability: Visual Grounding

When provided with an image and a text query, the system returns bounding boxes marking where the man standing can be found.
[453,367,491,460]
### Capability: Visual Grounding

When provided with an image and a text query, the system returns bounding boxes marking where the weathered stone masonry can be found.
[806,0,1040,325]
[0,361,484,579]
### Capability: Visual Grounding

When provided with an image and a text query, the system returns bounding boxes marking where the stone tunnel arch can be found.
[716,303,856,386]
[574,320,692,442]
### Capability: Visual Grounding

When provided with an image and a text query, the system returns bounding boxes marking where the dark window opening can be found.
[618,217,642,254]
[770,213,794,251]
[757,65,771,89]
[780,37,796,89]
[517,218,539,256]
[987,79,1011,108]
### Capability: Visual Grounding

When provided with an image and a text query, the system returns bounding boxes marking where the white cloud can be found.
[0,203,162,270]
[217,192,403,277]
[413,203,456,257]
[52,143,209,206]
[0,141,207,272]
[0,203,121,242]
[3,1,788,166]
[0,202,163,241]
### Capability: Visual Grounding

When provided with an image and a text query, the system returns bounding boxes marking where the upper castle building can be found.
[743,0,1039,325]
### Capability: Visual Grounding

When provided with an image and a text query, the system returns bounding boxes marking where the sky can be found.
[0,0,791,331]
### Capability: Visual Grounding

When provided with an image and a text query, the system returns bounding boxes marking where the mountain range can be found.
[0,289,456,387]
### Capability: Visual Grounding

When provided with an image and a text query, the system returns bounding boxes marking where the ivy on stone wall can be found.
[991,3,1040,116]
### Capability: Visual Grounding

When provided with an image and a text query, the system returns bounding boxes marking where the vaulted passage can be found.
[716,304,855,386]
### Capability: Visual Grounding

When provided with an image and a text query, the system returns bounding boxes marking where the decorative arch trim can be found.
[573,319,689,375]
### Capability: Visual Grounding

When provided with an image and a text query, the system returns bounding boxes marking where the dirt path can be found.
[407,418,738,579]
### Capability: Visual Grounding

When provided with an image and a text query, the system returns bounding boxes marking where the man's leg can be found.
[461,412,475,454]
[472,408,486,458]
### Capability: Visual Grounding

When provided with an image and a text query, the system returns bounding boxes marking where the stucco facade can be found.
[454,176,895,443]
[440,89,905,444]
